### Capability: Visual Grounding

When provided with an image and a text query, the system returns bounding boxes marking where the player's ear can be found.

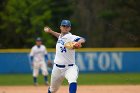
[69,27,71,30]
[60,26,62,30]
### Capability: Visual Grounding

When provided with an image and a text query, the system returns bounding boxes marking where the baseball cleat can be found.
[34,82,38,86]
[45,81,49,86]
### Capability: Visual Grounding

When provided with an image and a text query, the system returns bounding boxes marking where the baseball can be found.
[44,27,49,32]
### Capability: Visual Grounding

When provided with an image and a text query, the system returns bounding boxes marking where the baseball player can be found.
[44,20,85,93]
[29,37,50,86]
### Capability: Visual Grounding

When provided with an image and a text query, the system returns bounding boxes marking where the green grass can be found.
[77,73,140,85]
[0,73,140,86]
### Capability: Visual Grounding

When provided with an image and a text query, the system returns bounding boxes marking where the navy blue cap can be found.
[36,37,42,41]
[61,20,71,27]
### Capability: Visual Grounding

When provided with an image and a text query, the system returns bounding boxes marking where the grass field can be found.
[0,73,140,86]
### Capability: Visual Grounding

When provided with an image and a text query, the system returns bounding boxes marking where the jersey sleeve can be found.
[29,47,34,56]
[44,46,49,61]
[44,46,48,54]
[70,35,81,42]
[29,47,34,62]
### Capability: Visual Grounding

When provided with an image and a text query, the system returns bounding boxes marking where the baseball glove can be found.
[64,42,82,49]
[47,60,53,68]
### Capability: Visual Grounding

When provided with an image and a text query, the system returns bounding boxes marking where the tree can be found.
[72,0,140,47]
[0,0,74,48]
[0,0,139,48]
[0,0,53,48]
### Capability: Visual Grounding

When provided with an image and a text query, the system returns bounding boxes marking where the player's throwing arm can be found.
[44,26,60,38]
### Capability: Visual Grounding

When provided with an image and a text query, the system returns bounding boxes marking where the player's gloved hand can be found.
[64,42,82,49]
[31,62,34,68]
[47,60,53,68]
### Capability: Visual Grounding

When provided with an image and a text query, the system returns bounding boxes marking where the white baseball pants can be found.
[49,64,79,93]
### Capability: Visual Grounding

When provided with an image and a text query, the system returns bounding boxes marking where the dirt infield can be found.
[0,85,140,93]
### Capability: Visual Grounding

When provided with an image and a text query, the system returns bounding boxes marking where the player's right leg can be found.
[33,62,39,86]
[65,65,79,93]
[48,65,65,93]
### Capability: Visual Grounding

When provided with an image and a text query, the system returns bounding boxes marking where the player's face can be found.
[60,25,71,34]
[36,41,42,46]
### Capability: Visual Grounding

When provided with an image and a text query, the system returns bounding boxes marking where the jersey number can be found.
[60,47,67,53]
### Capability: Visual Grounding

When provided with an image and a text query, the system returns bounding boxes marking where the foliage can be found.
[72,0,140,47]
[0,0,139,48]
[0,0,73,48]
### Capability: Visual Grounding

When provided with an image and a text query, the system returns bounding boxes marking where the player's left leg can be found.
[41,61,49,85]
[65,65,79,93]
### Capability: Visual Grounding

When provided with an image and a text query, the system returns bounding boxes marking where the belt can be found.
[55,64,74,68]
